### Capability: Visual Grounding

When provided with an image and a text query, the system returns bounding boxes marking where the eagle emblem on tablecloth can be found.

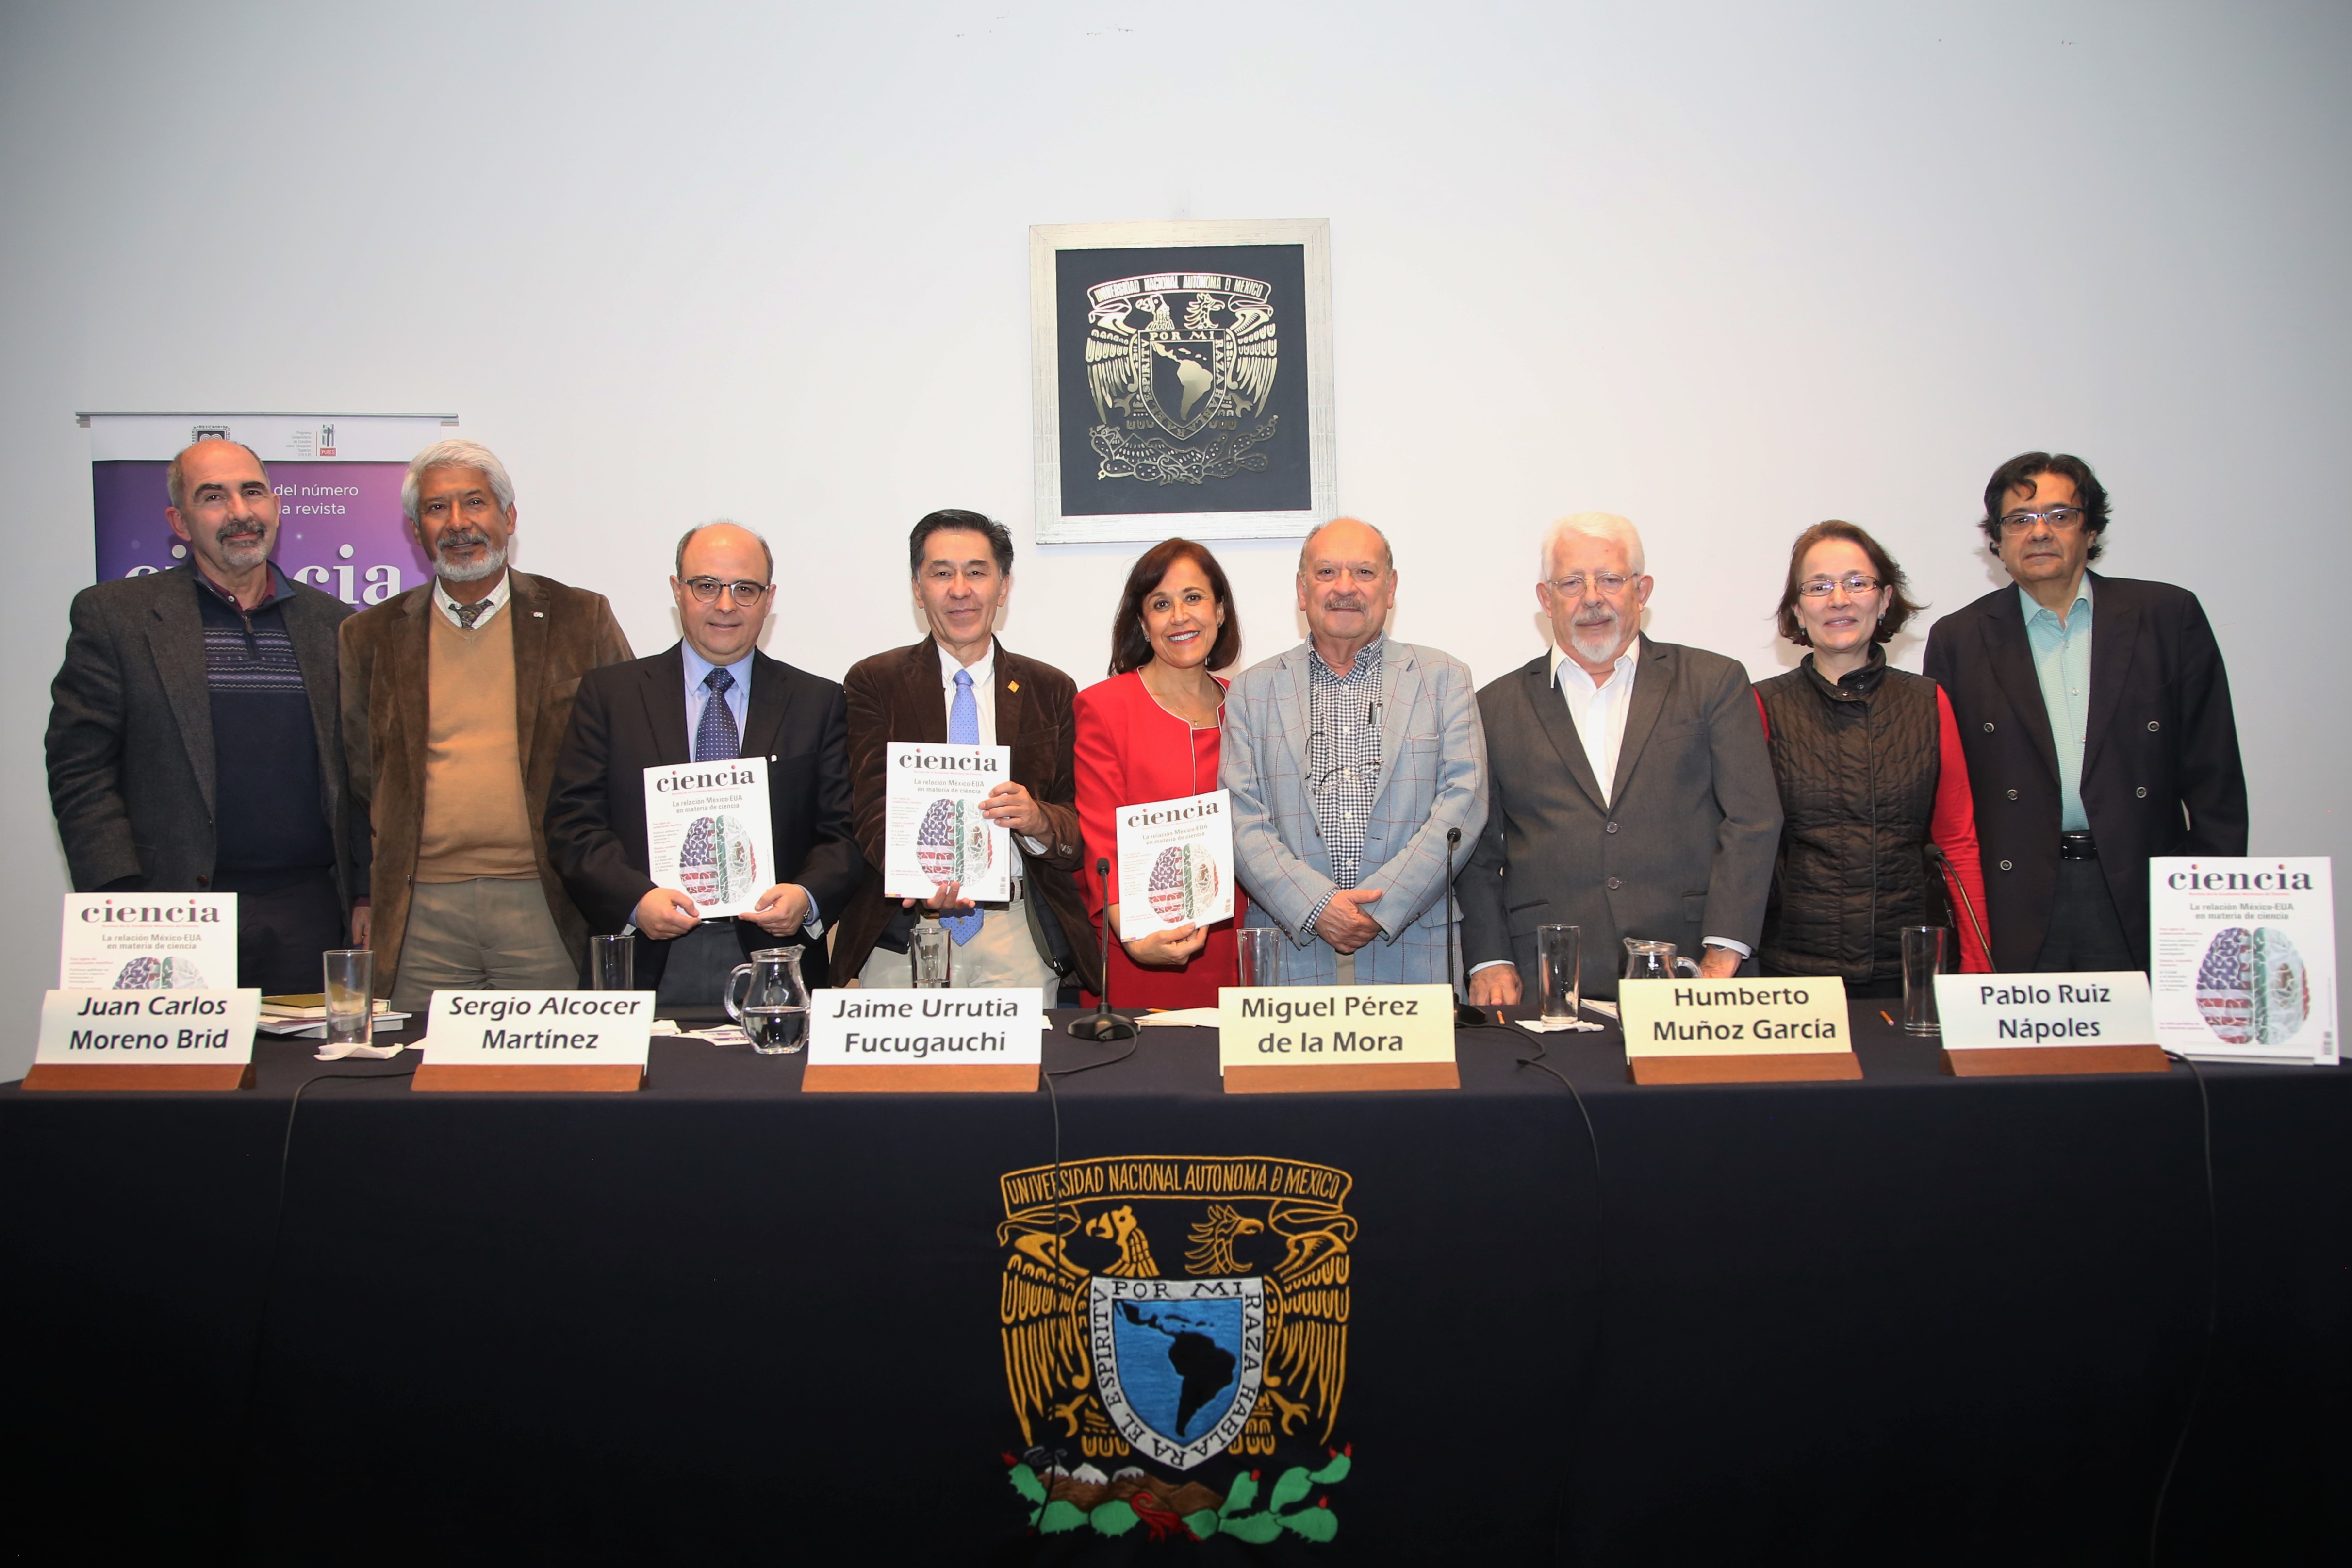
[1083,274,1281,486]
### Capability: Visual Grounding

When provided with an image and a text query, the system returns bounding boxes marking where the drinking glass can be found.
[1536,924,1581,1022]
[1902,926,1951,1036]
[1236,927,1284,988]
[589,933,634,991]
[910,923,951,989]
[322,949,373,1048]
[725,947,810,1055]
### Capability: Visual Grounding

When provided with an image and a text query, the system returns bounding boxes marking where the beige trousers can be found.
[856,889,1056,1007]
[391,876,577,1015]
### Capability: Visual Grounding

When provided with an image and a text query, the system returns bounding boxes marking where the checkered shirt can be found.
[1304,636,1385,917]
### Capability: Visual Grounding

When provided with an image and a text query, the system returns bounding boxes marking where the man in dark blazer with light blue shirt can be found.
[545,522,863,1005]
[1923,452,2244,972]
[1460,512,1781,1003]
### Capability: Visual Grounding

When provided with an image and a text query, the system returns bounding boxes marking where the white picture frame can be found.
[1029,218,1336,544]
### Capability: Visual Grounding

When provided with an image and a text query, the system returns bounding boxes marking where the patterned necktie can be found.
[696,667,740,762]
[939,668,984,945]
[454,599,485,630]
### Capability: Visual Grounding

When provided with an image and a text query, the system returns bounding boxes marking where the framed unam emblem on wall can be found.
[1030,219,1336,544]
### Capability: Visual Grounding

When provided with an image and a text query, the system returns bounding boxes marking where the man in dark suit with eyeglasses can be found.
[545,521,863,1006]
[1923,452,2245,973]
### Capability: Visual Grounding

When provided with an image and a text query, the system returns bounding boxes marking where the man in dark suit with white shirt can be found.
[1923,452,2245,972]
[545,521,863,1006]
[1459,512,1782,1002]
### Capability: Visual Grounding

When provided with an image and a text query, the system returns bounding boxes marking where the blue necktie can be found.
[696,667,740,762]
[939,669,984,945]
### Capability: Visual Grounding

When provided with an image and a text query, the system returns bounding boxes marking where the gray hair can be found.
[1297,515,1395,575]
[675,520,774,581]
[165,440,269,512]
[401,437,516,523]
[1538,512,1646,578]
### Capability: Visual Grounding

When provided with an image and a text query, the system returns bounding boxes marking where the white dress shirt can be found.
[1468,637,1745,973]
[432,570,510,629]
[936,639,1049,866]
[1553,641,1638,806]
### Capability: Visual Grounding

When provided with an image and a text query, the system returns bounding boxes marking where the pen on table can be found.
[1879,1010,1896,1028]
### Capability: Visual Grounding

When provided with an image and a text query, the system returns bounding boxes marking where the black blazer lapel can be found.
[1522,655,1608,812]
[1980,593,2061,786]
[146,581,215,819]
[2079,573,2138,780]
[638,644,693,765]
[1609,637,1672,803]
[741,649,794,759]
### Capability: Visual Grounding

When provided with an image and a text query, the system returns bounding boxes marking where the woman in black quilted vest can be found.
[1754,522,1992,994]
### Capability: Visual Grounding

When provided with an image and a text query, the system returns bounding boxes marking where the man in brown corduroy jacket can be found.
[339,438,632,1008]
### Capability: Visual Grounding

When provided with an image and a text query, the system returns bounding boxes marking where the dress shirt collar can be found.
[936,637,996,690]
[2019,571,2093,631]
[1550,638,1638,693]
[433,569,510,630]
[681,640,754,693]
[1308,634,1384,683]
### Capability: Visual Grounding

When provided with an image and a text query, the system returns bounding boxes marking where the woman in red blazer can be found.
[1073,538,1246,1010]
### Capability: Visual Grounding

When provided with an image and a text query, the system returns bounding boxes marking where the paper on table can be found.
[1114,791,1234,938]
[1514,1015,1606,1033]
[259,1014,409,1037]
[883,742,1013,903]
[313,1038,406,1062]
[644,757,775,919]
[1137,1007,1222,1027]
[2149,856,2337,1065]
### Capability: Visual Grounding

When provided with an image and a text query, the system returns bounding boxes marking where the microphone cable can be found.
[1463,1012,1605,1565]
[228,1064,416,1553]
[2148,1049,2219,1568]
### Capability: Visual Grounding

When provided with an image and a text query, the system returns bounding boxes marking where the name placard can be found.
[24,988,261,1090]
[412,990,654,1092]
[1934,972,2167,1076]
[802,987,1043,1092]
[1217,985,1459,1093]
[1616,977,1861,1084]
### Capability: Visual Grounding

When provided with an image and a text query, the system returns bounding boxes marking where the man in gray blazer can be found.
[47,439,364,993]
[1461,512,1780,1003]
[1222,517,1487,985]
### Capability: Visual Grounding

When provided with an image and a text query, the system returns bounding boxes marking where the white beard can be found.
[435,539,508,584]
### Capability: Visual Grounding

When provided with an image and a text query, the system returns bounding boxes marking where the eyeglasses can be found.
[1796,573,1884,598]
[682,577,772,604]
[1546,573,1635,597]
[1998,507,2086,535]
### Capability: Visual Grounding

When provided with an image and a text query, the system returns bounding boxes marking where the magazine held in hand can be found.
[643,758,775,919]
[883,742,1014,903]
[1113,789,1234,937]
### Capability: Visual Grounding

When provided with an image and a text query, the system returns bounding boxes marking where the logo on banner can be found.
[1083,274,1281,486]
[997,1156,1352,1543]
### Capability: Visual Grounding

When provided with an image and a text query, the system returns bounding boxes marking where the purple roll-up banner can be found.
[82,413,456,604]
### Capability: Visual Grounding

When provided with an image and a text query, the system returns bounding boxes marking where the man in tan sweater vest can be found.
[339,439,633,1010]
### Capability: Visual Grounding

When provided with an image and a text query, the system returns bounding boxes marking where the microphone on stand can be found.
[1446,827,1489,1027]
[1069,857,1139,1041]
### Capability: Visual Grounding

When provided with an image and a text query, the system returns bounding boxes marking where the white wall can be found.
[4,0,2346,1078]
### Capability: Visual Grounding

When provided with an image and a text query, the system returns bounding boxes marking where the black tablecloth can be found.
[4,1008,2345,1565]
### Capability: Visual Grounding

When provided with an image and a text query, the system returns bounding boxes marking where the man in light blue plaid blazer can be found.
[1221,519,1488,985]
